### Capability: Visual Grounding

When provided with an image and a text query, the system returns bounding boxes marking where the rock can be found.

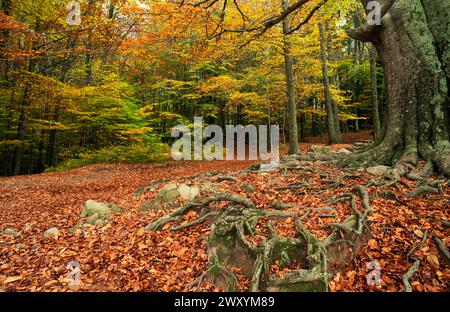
[81,200,112,217]
[3,228,19,237]
[86,213,100,225]
[367,165,390,176]
[15,243,26,249]
[242,183,257,193]
[94,218,108,226]
[307,145,333,155]
[337,148,352,155]
[260,162,279,171]
[157,183,180,202]
[22,223,33,232]
[159,183,178,193]
[177,183,200,201]
[43,227,59,238]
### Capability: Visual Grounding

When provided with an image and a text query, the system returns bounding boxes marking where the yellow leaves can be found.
[381,246,391,254]
[136,228,145,237]
[300,107,326,117]
[174,247,189,258]
[197,75,240,95]
[138,243,148,250]
[2,276,23,284]
[414,229,425,238]
[426,254,440,269]
[368,239,378,250]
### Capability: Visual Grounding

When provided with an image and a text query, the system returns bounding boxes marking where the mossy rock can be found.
[81,200,112,217]
[266,266,328,292]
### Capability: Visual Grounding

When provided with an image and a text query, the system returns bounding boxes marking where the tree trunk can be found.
[369,44,381,142]
[326,23,342,142]
[346,0,450,177]
[13,86,29,176]
[282,0,300,154]
[319,22,340,144]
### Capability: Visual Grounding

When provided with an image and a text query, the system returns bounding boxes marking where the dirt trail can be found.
[0,160,253,226]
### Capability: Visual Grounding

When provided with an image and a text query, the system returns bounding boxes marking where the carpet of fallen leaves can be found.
[0,145,449,292]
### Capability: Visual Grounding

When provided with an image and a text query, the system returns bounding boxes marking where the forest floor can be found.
[0,139,449,292]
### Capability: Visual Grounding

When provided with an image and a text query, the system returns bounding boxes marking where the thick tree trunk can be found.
[319,22,340,144]
[369,44,381,142]
[346,0,450,177]
[282,0,300,154]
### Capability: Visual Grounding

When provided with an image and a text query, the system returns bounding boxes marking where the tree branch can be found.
[347,0,396,42]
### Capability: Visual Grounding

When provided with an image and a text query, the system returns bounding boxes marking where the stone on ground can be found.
[3,228,19,236]
[43,227,59,238]
[307,145,333,155]
[157,183,200,202]
[157,183,180,202]
[367,165,390,176]
[81,200,112,217]
[177,183,200,200]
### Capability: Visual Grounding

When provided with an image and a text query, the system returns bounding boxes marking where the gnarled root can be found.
[402,229,428,292]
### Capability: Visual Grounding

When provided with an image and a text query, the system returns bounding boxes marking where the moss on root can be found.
[146,190,372,292]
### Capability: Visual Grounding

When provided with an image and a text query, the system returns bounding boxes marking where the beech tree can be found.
[346,0,450,177]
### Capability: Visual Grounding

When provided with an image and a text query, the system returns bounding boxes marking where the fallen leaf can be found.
[3,276,23,284]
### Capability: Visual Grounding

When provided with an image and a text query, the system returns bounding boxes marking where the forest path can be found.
[0,160,254,226]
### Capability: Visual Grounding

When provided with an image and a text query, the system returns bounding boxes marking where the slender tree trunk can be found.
[326,23,342,141]
[0,0,12,83]
[13,85,29,175]
[319,22,340,144]
[347,0,450,176]
[282,0,300,154]
[369,44,381,142]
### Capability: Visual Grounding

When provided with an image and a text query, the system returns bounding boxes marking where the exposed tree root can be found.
[407,185,441,198]
[433,237,450,263]
[340,139,450,179]
[146,180,373,291]
[144,193,255,231]
[216,176,238,182]
[402,230,428,292]
[186,249,239,292]
[170,211,221,231]
[273,182,311,191]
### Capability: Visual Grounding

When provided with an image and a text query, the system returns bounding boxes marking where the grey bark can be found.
[319,22,340,144]
[346,0,450,176]
[369,44,381,141]
[282,0,300,154]
[326,24,342,142]
[282,0,300,155]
